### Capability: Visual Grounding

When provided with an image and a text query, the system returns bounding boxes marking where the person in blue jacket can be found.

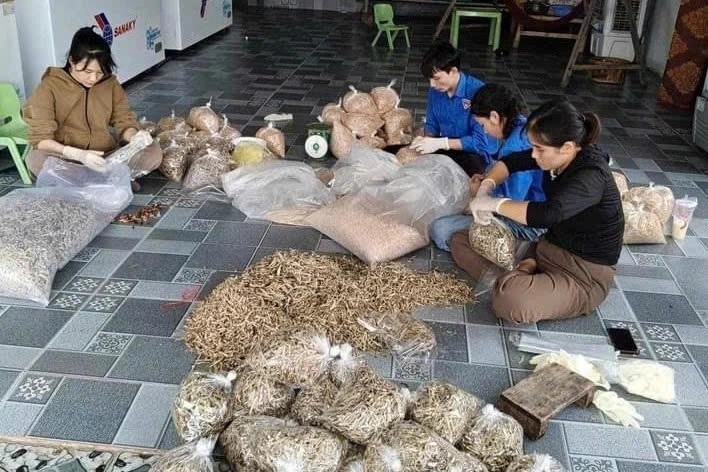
[430,84,546,251]
[410,41,491,176]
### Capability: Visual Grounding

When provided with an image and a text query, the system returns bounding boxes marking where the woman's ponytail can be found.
[581,112,601,145]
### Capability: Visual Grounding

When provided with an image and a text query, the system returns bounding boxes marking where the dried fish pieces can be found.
[370,80,400,115]
[331,118,356,159]
[290,377,339,426]
[157,110,189,134]
[622,200,666,244]
[396,146,421,164]
[188,99,221,133]
[410,380,483,444]
[231,369,295,417]
[612,171,628,195]
[321,367,407,444]
[342,113,384,138]
[172,371,236,442]
[183,149,233,191]
[505,453,566,472]
[468,219,517,270]
[623,182,674,224]
[220,416,291,469]
[115,204,163,225]
[343,85,378,115]
[159,140,191,182]
[459,405,524,472]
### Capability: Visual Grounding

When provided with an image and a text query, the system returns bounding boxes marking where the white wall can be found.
[0,2,26,100]
[645,0,680,76]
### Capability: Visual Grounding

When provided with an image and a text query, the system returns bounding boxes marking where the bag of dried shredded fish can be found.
[331,116,357,159]
[409,380,483,444]
[219,114,242,141]
[290,377,340,426]
[172,371,236,442]
[159,139,191,182]
[138,116,157,136]
[363,422,489,472]
[105,130,155,180]
[157,110,190,134]
[357,312,437,362]
[331,141,401,196]
[152,437,216,472]
[183,148,234,192]
[0,159,132,305]
[320,98,346,125]
[256,121,287,158]
[243,327,341,387]
[220,416,287,470]
[319,366,409,445]
[622,182,675,224]
[458,405,524,472]
[342,112,385,138]
[222,160,335,223]
[370,80,400,115]
[505,453,566,472]
[188,99,221,133]
[330,343,366,387]
[622,200,666,244]
[468,217,518,271]
[343,85,378,115]
[612,171,628,195]
[231,369,296,417]
[383,100,413,145]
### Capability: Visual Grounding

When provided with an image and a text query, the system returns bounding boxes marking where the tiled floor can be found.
[0,7,707,470]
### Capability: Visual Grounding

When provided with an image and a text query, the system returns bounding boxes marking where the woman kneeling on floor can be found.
[451,99,624,324]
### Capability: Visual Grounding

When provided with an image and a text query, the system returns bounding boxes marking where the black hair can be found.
[525,99,601,147]
[421,40,461,79]
[65,27,116,76]
[469,84,522,138]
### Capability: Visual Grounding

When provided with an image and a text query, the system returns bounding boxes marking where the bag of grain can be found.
[505,453,566,472]
[172,371,236,442]
[319,366,408,444]
[183,148,233,192]
[188,99,221,133]
[358,133,388,149]
[320,98,346,126]
[231,369,296,417]
[383,100,413,142]
[157,128,191,150]
[330,142,401,196]
[222,160,335,221]
[138,116,157,136]
[152,437,216,472]
[157,110,189,134]
[363,422,489,472]
[409,380,483,444]
[357,311,437,362]
[220,416,292,470]
[458,405,524,472]
[290,377,340,426]
[230,137,275,167]
[370,80,399,115]
[622,200,666,244]
[330,343,367,387]
[331,117,356,159]
[159,139,191,182]
[395,146,421,164]
[387,129,413,147]
[256,121,287,158]
[342,113,385,138]
[106,130,155,180]
[468,218,518,271]
[623,182,674,224]
[219,114,242,141]
[612,171,628,195]
[343,85,378,115]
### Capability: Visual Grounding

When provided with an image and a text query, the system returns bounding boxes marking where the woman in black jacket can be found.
[452,99,624,323]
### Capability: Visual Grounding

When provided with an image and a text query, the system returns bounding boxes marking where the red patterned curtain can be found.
[658,0,708,112]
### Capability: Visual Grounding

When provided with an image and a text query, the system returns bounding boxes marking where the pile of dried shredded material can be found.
[184,250,473,369]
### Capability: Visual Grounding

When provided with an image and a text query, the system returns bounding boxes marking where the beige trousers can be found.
[26,141,163,178]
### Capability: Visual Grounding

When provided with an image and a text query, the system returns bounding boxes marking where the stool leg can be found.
[386,30,394,50]
[450,13,459,48]
[493,15,501,51]
[513,24,521,49]
[487,18,494,47]
[404,29,410,48]
[372,29,382,47]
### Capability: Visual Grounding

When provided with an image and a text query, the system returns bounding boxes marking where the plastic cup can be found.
[671,195,698,240]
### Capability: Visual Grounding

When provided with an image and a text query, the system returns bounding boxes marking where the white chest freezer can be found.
[0,2,26,100]
[15,0,165,97]
[160,0,233,51]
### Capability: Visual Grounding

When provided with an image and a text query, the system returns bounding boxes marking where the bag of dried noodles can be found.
[242,327,340,387]
[469,217,518,271]
[622,200,666,244]
[363,422,489,472]
[320,366,409,445]
[506,453,566,472]
[255,121,286,158]
[343,85,378,115]
[172,371,236,442]
[188,99,221,133]
[152,437,216,472]
[370,80,399,114]
[458,405,524,472]
[409,380,483,444]
[231,369,296,417]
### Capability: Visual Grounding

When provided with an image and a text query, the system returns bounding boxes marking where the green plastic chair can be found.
[372,4,410,50]
[0,83,32,184]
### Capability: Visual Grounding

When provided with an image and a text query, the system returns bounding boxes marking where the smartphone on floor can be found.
[607,327,640,355]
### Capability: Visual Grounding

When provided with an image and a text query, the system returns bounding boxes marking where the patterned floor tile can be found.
[604,320,644,340]
[176,198,204,208]
[642,323,681,342]
[183,218,217,232]
[174,267,212,284]
[149,196,179,207]
[99,279,137,296]
[632,253,665,267]
[10,374,62,404]
[651,431,702,465]
[650,342,692,363]
[569,456,618,472]
[393,358,432,382]
[157,188,184,198]
[86,332,133,355]
[48,293,89,311]
[64,277,104,294]
[71,247,101,263]
[83,296,125,313]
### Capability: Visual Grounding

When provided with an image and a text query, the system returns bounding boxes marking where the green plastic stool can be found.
[372,3,411,50]
[449,8,502,51]
[0,82,32,184]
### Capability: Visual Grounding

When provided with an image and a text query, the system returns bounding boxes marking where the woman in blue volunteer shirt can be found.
[410,41,490,176]
[430,84,545,251]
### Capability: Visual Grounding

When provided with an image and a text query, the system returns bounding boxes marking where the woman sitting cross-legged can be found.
[450,99,624,324]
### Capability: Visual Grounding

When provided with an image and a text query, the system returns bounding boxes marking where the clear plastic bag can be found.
[290,377,340,426]
[458,405,524,472]
[358,155,470,237]
[106,130,155,180]
[230,137,276,167]
[231,369,296,417]
[506,453,566,472]
[509,332,618,363]
[320,98,346,126]
[222,160,335,221]
[0,159,132,305]
[220,416,290,470]
[157,110,189,134]
[469,218,517,270]
[342,112,384,138]
[612,171,628,195]
[172,371,236,442]
[383,100,413,144]
[623,182,675,224]
[599,359,675,403]
[152,437,216,472]
[256,121,286,158]
[370,80,399,115]
[357,312,437,362]
[159,139,191,182]
[188,99,221,133]
[219,114,242,141]
[330,142,401,196]
[330,343,366,387]
[138,116,157,135]
[183,148,234,192]
[342,85,378,115]
[331,117,356,159]
[622,201,666,244]
[395,146,421,164]
[409,380,483,444]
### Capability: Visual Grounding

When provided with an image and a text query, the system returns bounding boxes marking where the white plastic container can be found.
[671,195,698,240]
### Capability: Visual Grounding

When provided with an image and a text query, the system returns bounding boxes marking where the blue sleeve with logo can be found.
[491,119,546,202]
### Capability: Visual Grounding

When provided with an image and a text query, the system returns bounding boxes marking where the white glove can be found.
[411,136,449,154]
[468,196,508,225]
[62,146,107,172]
[593,390,644,428]
[478,178,496,198]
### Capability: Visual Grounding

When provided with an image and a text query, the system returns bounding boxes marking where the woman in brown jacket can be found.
[23,27,161,183]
